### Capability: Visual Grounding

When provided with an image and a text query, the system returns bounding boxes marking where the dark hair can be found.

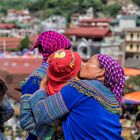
[0,79,7,96]
[37,43,44,54]
[66,45,71,50]
[136,112,140,122]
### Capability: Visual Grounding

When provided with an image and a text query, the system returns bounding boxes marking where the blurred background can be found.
[0,0,140,139]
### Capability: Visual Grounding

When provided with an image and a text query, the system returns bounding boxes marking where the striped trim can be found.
[30,92,69,126]
[29,89,48,107]
[20,94,36,135]
[68,79,121,114]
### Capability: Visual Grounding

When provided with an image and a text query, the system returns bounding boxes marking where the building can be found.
[65,18,124,64]
[124,28,140,68]
[0,35,38,52]
[70,7,94,27]
[110,16,138,33]
[0,23,17,37]
[0,57,42,99]
[6,9,32,23]
[40,15,67,32]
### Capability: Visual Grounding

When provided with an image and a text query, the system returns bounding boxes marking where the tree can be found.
[123,75,140,94]
[103,3,122,17]
[132,0,140,7]
[18,36,30,51]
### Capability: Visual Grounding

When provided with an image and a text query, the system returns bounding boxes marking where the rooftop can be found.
[79,18,112,23]
[0,57,42,74]
[64,27,111,38]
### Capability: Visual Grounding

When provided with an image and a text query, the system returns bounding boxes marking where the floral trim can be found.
[20,65,48,87]
[68,79,122,114]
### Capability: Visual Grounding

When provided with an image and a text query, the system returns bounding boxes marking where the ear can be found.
[96,68,105,80]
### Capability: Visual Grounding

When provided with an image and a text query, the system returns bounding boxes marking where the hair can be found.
[0,79,7,96]
[136,112,140,122]
[37,43,44,54]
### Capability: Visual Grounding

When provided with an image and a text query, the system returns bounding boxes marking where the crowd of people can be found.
[0,30,139,140]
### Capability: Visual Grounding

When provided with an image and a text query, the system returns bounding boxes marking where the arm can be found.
[20,76,45,134]
[20,64,48,137]
[0,96,14,124]
[29,86,74,127]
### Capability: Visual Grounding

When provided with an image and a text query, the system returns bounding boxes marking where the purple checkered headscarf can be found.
[98,54,125,103]
[31,31,71,61]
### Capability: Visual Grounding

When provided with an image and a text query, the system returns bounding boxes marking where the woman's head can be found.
[31,31,71,61]
[80,54,125,103]
[80,55,105,80]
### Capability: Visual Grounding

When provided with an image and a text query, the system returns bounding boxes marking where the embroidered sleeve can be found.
[29,90,69,127]
[20,94,36,135]
[0,96,14,124]
[20,90,48,135]
[21,76,42,95]
[20,65,48,87]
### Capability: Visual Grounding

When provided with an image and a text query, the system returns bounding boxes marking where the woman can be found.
[28,54,125,140]
[0,79,14,140]
[20,31,71,140]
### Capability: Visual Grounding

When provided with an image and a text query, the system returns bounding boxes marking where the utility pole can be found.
[3,40,6,54]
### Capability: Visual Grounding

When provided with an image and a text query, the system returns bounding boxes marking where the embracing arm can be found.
[29,82,80,128]
[20,76,44,134]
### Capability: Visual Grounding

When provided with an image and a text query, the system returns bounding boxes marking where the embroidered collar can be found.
[68,79,122,114]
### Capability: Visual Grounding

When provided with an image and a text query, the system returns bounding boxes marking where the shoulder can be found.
[65,79,122,114]
[20,63,48,88]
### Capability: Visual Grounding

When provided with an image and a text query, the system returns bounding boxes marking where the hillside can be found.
[0,0,138,19]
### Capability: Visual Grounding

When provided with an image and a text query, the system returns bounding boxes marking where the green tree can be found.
[132,0,140,7]
[123,75,140,94]
[18,36,30,51]
[103,3,122,17]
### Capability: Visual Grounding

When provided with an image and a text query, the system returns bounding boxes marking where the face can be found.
[79,55,104,80]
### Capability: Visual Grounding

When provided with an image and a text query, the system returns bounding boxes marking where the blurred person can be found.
[20,31,71,140]
[132,111,140,140]
[0,79,14,140]
[29,54,125,140]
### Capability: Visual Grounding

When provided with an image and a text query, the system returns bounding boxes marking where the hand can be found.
[40,77,48,89]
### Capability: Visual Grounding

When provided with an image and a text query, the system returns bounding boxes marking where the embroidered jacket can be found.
[29,79,124,140]
[20,62,53,139]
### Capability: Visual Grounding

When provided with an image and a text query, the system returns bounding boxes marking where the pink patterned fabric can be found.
[31,31,71,61]
[98,54,125,103]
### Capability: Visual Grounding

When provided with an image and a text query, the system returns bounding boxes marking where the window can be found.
[130,33,133,39]
[137,44,139,50]
[136,55,139,59]
[130,44,133,49]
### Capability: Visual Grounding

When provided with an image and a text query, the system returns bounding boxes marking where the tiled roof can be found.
[0,23,16,29]
[79,18,112,23]
[0,36,38,50]
[64,27,111,38]
[0,57,42,74]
